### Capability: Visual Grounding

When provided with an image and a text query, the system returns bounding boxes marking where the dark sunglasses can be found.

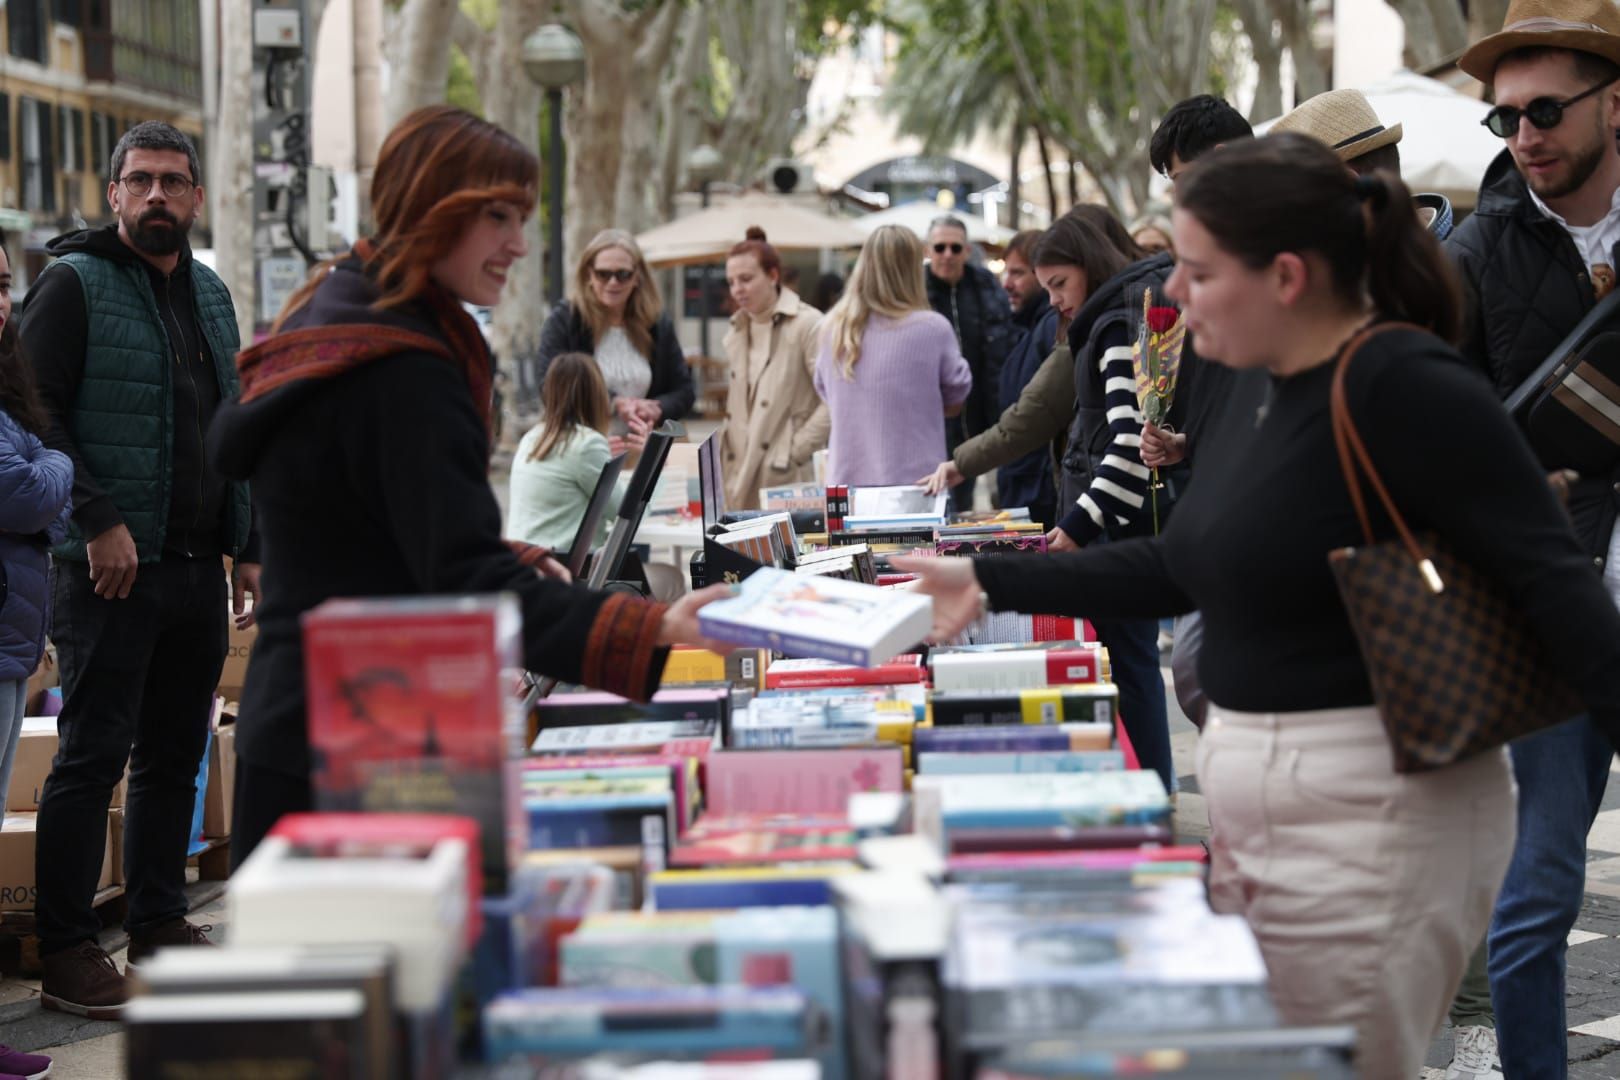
[1481,76,1619,138]
[592,267,636,284]
[932,242,964,255]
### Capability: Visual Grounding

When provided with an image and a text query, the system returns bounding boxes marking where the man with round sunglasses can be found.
[1448,3,1620,1077]
[923,214,1013,510]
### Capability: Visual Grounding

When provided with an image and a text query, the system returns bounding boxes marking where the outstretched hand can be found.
[918,460,965,496]
[889,555,985,643]
[657,583,738,652]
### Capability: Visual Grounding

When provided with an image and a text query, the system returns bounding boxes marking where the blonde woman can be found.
[538,228,695,427]
[813,225,972,488]
[508,352,626,551]
[720,226,826,510]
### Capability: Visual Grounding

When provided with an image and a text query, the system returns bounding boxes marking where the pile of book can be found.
[113,503,1358,1076]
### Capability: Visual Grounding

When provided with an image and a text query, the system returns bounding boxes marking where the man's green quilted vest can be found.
[47,252,252,563]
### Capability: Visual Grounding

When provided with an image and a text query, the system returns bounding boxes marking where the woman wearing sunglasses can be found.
[538,229,695,439]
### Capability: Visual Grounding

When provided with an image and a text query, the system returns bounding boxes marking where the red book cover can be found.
[670,822,859,868]
[301,595,521,890]
[764,654,926,689]
[269,811,484,946]
[1044,648,1101,684]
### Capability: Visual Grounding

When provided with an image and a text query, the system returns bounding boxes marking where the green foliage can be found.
[447,44,482,116]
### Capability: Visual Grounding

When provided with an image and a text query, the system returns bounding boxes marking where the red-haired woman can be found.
[719,226,825,510]
[208,106,726,864]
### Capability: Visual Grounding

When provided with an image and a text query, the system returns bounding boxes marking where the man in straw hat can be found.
[1449,3,1620,1077]
[1271,87,1454,237]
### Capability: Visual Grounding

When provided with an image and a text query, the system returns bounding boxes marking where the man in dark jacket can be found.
[995,229,1057,525]
[18,122,257,1018]
[925,215,1014,509]
[1446,8,1620,1076]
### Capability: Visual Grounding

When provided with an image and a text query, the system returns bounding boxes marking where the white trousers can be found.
[1197,704,1517,1078]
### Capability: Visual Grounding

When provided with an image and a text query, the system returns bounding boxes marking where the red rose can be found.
[1147,306,1180,334]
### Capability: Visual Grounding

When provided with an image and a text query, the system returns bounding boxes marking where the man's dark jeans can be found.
[34,555,226,954]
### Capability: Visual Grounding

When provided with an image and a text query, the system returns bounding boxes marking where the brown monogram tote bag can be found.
[1327,325,1583,773]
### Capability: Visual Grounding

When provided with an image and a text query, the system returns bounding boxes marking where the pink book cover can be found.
[519,755,698,831]
[704,748,904,816]
[946,845,1208,873]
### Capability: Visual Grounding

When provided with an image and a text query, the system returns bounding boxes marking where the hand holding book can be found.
[889,555,985,643]
[658,583,739,653]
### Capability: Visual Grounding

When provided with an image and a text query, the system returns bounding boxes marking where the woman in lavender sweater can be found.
[813,225,972,487]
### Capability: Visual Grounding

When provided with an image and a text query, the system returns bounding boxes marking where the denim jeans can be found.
[34,556,226,953]
[1091,614,1174,794]
[1488,715,1612,1079]
[0,677,26,814]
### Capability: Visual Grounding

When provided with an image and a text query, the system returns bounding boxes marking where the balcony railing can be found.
[82,28,202,103]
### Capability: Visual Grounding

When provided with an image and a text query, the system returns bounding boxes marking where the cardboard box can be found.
[217,617,257,702]
[7,718,57,812]
[110,768,127,810]
[109,807,125,886]
[0,812,112,910]
[203,720,235,838]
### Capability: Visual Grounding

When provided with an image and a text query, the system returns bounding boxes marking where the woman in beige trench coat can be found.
[719,227,827,510]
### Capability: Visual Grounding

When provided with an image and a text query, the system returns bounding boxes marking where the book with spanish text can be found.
[765,654,926,689]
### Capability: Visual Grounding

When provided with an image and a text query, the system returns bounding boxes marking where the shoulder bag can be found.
[1327,324,1584,773]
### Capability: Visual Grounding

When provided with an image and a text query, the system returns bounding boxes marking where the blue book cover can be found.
[483,985,810,1061]
[650,875,841,910]
[914,727,1076,753]
[918,751,1126,775]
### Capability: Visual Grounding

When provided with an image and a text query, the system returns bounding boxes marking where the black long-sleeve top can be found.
[974,326,1620,737]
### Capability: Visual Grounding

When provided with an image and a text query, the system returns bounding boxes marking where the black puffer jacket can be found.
[926,263,1015,436]
[1059,253,1197,539]
[1448,148,1620,559]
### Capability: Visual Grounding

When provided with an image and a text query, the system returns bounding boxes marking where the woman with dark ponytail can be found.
[894,132,1620,1076]
[0,244,73,825]
[719,226,826,509]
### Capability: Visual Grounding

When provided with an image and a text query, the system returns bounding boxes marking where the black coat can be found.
[926,263,1015,436]
[208,263,667,778]
[1448,148,1620,558]
[537,301,696,422]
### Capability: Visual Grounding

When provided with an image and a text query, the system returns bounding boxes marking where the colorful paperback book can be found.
[936,533,1049,556]
[519,757,700,831]
[849,485,947,520]
[670,822,860,867]
[966,612,1096,646]
[561,908,845,1080]
[760,483,827,513]
[531,720,719,755]
[705,748,905,816]
[697,568,932,668]
[917,750,1125,775]
[947,825,1174,853]
[483,985,811,1061]
[913,723,1113,754]
[930,645,1103,691]
[929,685,1119,728]
[301,595,521,889]
[765,655,925,689]
[913,772,1169,833]
[661,648,767,690]
[536,689,730,730]
[648,865,857,909]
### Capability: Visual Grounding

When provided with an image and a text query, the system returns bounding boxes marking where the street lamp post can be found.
[522,24,586,308]
[686,143,724,358]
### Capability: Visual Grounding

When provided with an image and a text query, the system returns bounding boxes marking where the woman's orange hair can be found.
[276,105,539,328]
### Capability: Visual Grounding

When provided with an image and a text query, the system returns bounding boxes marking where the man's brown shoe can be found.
[39,940,127,1019]
[126,919,215,969]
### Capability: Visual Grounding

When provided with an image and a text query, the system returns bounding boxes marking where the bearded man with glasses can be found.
[15,121,256,1018]
[1447,4,1620,1076]
[923,214,1013,511]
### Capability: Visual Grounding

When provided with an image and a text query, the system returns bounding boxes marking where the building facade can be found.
[0,0,206,282]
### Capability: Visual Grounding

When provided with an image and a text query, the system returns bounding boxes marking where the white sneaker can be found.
[1445,1025,1502,1080]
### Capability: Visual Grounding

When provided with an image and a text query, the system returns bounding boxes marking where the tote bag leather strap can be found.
[1329,322,1446,593]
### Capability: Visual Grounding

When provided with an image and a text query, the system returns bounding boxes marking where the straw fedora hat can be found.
[1271,89,1402,162]
[1459,0,1620,82]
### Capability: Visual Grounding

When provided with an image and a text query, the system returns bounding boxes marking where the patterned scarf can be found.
[235,238,495,439]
